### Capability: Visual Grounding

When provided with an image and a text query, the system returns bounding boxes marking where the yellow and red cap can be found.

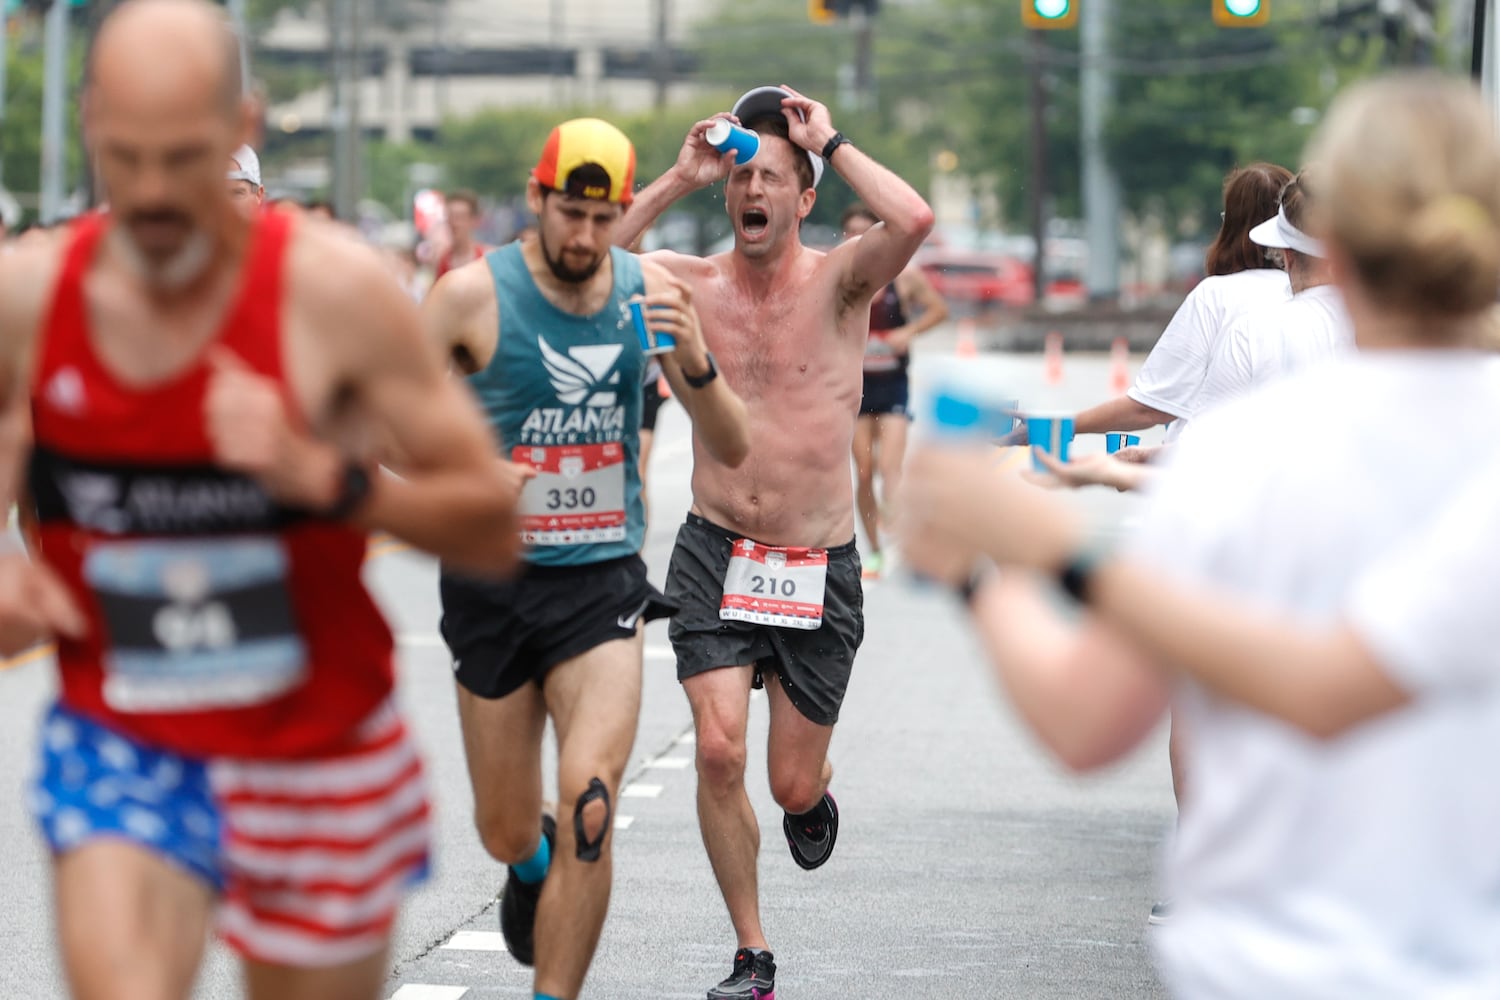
[532,118,637,205]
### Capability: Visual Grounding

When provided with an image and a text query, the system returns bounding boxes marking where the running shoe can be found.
[861,552,883,579]
[499,812,556,965]
[1148,899,1173,925]
[706,948,777,1000]
[783,792,839,870]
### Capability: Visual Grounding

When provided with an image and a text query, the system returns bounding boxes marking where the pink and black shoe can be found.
[706,948,776,1000]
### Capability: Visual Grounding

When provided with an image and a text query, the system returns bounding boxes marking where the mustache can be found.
[125,209,191,229]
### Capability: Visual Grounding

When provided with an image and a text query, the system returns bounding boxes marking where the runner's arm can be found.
[615,117,738,250]
[642,262,749,467]
[895,264,948,339]
[420,259,497,375]
[773,87,934,297]
[314,248,525,576]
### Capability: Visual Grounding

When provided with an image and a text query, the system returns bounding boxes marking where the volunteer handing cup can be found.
[1106,432,1141,454]
[1027,413,1074,471]
[627,298,676,356]
[706,119,760,165]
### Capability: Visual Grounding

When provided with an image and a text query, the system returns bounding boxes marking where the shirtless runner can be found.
[614,85,933,998]
[0,2,523,998]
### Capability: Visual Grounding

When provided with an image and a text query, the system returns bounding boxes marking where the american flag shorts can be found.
[33,699,431,967]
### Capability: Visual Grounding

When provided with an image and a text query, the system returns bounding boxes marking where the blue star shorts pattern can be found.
[31,702,225,887]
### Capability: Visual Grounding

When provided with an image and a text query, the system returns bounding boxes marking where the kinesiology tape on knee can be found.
[573,777,612,862]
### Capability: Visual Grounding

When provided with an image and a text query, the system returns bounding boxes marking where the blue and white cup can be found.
[1027,413,1075,471]
[706,119,760,165]
[627,299,675,356]
[1105,432,1141,454]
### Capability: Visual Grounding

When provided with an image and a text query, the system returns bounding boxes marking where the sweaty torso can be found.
[670,248,867,548]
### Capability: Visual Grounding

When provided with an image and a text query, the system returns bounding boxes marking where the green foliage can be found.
[0,33,86,220]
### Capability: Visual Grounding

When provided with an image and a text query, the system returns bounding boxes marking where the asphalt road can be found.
[0,335,1176,999]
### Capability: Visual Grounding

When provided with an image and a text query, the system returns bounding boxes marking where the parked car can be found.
[917,250,1034,306]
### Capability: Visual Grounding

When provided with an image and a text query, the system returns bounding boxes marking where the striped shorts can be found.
[31,700,431,967]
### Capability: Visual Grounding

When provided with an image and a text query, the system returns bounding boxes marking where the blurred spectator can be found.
[226,145,265,222]
[434,190,490,279]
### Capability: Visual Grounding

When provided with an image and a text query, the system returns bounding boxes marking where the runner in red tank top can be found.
[0,3,526,998]
[433,189,491,280]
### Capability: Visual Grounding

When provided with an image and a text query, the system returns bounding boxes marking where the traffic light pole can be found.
[1027,29,1048,303]
[0,6,9,189]
[41,0,68,223]
[1080,0,1120,302]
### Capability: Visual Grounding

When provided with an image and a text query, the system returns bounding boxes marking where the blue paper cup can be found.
[1105,432,1142,454]
[1027,414,1075,471]
[928,389,1018,441]
[628,300,676,356]
[706,119,760,165]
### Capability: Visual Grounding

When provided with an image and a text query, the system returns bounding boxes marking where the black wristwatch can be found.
[325,461,373,520]
[1057,551,1100,604]
[820,131,852,162]
[683,352,718,389]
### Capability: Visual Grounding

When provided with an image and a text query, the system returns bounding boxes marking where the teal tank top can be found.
[470,243,648,566]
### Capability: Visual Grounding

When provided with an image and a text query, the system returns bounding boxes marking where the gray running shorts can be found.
[665,513,864,726]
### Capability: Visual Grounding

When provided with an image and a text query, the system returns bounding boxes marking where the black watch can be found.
[1057,551,1100,604]
[683,351,718,389]
[820,131,851,162]
[325,461,373,520]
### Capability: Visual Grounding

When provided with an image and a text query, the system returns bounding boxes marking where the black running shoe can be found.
[498,812,556,966]
[783,791,839,871]
[706,948,776,1000]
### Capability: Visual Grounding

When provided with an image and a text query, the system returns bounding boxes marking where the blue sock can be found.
[535,994,563,1000]
[512,827,551,885]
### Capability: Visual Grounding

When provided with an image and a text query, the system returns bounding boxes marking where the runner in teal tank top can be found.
[469,240,647,566]
[421,118,749,1000]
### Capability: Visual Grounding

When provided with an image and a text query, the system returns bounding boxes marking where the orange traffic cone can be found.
[955,319,978,358]
[1109,336,1130,395]
[1044,330,1064,386]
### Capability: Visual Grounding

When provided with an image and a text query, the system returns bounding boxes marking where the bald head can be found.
[90,0,243,116]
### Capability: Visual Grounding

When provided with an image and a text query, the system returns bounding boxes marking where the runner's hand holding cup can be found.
[675,115,747,190]
[631,278,711,378]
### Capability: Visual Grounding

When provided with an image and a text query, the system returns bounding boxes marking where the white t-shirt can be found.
[1127,268,1290,440]
[1129,353,1500,1000]
[1189,283,1352,423]
[1349,455,1500,696]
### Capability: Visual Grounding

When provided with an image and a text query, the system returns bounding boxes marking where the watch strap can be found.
[820,132,851,162]
[684,351,718,389]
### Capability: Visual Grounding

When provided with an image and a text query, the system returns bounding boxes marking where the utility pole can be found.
[1080,0,1121,302]
[225,0,249,94]
[852,3,875,111]
[0,4,9,189]
[41,0,69,223]
[652,0,670,110]
[1027,29,1048,303]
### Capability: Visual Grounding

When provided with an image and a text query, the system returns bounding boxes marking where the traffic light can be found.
[1022,0,1078,30]
[809,0,878,23]
[1213,0,1269,27]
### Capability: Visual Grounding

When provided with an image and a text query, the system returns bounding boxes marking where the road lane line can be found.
[439,931,507,952]
[646,757,691,770]
[621,783,662,798]
[390,986,468,1000]
[614,815,636,830]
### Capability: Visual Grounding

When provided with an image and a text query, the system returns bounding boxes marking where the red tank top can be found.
[28,211,395,759]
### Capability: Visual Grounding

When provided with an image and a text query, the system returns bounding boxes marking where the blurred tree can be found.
[0,32,85,218]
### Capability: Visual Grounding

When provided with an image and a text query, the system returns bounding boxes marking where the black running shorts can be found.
[641,377,667,432]
[440,555,677,700]
[665,514,864,726]
[859,371,910,417]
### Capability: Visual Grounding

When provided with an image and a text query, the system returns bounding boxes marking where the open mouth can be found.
[741,209,769,239]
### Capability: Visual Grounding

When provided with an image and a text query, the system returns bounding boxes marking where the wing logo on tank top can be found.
[539,337,623,408]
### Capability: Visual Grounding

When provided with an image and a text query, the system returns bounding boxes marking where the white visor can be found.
[1249,205,1324,257]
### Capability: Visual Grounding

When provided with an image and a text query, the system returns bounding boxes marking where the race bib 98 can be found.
[83,536,308,713]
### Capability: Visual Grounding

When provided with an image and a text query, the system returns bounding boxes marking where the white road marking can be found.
[644,645,675,660]
[621,783,663,799]
[646,757,690,770]
[390,986,469,1000]
[675,732,696,746]
[439,931,507,953]
[615,815,636,830]
[397,634,445,648]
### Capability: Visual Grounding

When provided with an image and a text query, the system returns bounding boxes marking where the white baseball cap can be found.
[227,145,262,188]
[730,86,825,189]
[1250,205,1324,257]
